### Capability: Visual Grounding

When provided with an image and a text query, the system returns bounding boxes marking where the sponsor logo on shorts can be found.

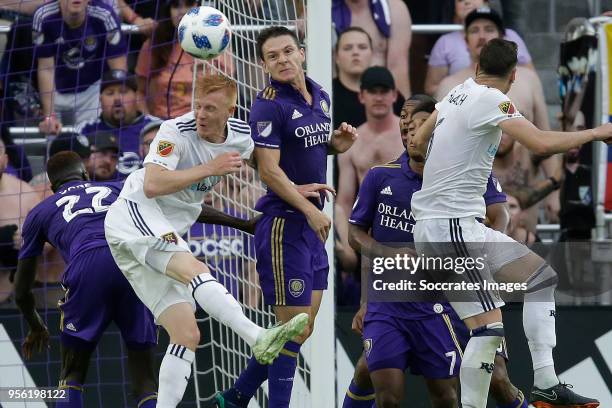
[157,140,175,157]
[288,279,305,298]
[363,338,373,357]
[498,101,516,115]
[161,232,178,244]
[65,323,77,332]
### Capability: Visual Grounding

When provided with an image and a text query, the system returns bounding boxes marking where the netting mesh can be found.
[191,1,312,406]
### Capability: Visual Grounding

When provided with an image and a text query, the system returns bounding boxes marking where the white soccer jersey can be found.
[411,78,522,220]
[120,112,253,235]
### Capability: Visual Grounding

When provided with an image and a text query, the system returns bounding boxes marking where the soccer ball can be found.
[178,6,231,60]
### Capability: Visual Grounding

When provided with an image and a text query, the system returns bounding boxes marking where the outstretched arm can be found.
[197,205,258,235]
[499,118,612,155]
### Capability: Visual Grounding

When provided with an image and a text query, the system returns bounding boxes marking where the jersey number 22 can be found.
[55,186,112,223]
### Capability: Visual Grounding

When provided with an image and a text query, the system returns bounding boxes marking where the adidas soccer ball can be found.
[177,6,231,60]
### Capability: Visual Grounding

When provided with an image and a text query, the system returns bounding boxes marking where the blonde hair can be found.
[195,74,238,107]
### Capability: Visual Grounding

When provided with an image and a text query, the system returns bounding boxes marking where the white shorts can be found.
[414,216,531,319]
[55,81,100,126]
[104,197,196,321]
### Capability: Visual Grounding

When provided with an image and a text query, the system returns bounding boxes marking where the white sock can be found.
[157,344,194,408]
[523,263,559,389]
[190,273,262,346]
[460,322,504,408]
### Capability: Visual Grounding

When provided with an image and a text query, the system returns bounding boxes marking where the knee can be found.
[429,387,457,408]
[293,319,315,344]
[173,325,200,350]
[376,391,401,408]
[353,356,373,389]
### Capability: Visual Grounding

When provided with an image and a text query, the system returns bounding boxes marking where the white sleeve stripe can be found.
[33,3,60,31]
[254,141,279,148]
[89,6,119,31]
[229,123,251,131]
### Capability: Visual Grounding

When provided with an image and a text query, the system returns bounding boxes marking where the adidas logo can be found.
[380,186,393,195]
[65,323,77,332]
[291,109,303,119]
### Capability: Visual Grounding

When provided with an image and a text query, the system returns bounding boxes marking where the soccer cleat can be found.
[530,383,600,408]
[251,313,308,365]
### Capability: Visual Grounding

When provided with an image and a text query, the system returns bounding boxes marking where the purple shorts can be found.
[58,246,157,350]
[254,215,329,306]
[363,310,508,378]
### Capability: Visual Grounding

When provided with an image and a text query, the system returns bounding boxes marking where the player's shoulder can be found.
[33,1,60,28]
[87,1,117,20]
[367,158,403,180]
[162,111,195,137]
[227,117,251,136]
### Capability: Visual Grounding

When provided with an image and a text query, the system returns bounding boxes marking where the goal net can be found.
[190,1,334,407]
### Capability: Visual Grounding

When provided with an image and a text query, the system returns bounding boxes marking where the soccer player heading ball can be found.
[104,74,310,407]
[412,38,606,408]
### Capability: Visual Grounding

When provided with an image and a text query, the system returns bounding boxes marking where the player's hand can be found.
[133,16,156,37]
[331,122,358,153]
[296,183,336,206]
[22,323,50,360]
[351,303,367,335]
[38,114,62,135]
[305,209,331,242]
[204,152,243,176]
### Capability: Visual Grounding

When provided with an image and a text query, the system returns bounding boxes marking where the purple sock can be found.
[496,390,528,408]
[268,341,301,408]
[56,381,83,407]
[136,392,158,408]
[227,356,269,406]
[342,379,376,408]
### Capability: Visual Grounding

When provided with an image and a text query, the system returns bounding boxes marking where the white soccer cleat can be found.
[252,313,309,364]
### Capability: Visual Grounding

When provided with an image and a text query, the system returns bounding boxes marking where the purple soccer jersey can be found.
[20,181,123,261]
[78,113,159,179]
[186,207,255,299]
[250,77,332,218]
[19,180,156,346]
[32,1,126,93]
[349,152,507,319]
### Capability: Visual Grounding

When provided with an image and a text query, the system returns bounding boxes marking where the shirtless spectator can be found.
[0,138,40,304]
[425,0,533,96]
[337,66,404,219]
[333,27,405,129]
[506,194,538,245]
[332,0,412,98]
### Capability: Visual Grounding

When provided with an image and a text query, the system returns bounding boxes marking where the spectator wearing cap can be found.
[139,119,163,158]
[337,65,405,244]
[135,0,234,119]
[33,0,128,135]
[87,131,119,181]
[333,27,405,129]
[332,0,412,98]
[425,0,533,96]
[76,70,160,179]
[437,7,561,229]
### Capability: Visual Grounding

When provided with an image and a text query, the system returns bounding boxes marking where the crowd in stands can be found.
[0,0,598,307]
